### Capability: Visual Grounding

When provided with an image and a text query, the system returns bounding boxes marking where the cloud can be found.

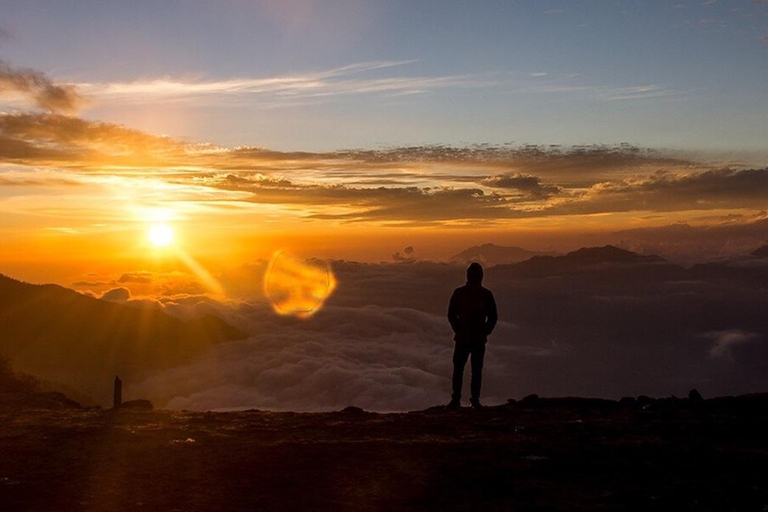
[68,59,681,110]
[100,287,131,303]
[0,60,84,113]
[597,168,768,201]
[75,60,495,107]
[71,281,106,288]
[130,257,768,411]
[572,168,768,213]
[117,272,154,284]
[134,302,531,411]
[481,172,562,198]
[0,111,692,180]
[392,246,417,262]
[0,110,764,228]
[702,330,760,360]
[0,113,186,166]
[614,214,768,263]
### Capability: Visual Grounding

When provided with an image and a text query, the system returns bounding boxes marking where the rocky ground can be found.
[1,394,767,511]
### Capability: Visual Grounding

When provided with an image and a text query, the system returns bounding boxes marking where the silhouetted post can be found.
[113,376,122,409]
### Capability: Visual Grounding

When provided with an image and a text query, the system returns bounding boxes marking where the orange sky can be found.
[1,61,767,298]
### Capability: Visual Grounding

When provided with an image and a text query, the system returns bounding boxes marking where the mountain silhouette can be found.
[0,274,246,404]
[752,244,768,258]
[489,245,670,279]
[450,244,559,267]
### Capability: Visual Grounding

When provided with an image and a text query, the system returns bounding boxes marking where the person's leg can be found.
[469,342,486,403]
[451,342,471,401]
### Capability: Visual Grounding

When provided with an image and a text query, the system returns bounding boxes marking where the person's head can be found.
[466,262,483,285]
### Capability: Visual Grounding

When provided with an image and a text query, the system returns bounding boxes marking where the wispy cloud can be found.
[73,60,675,108]
[527,82,676,102]
[76,60,495,106]
[703,330,760,361]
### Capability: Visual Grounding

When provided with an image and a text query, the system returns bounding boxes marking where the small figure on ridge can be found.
[446,262,498,410]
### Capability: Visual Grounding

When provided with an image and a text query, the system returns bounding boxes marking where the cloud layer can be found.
[128,257,768,411]
[0,60,83,113]
[2,107,766,261]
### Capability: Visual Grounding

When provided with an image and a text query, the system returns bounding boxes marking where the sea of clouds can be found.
[130,259,768,412]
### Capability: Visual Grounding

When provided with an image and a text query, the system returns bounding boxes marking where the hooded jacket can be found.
[447,280,498,343]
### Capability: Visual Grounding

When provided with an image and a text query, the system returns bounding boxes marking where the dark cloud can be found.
[0,113,182,165]
[597,168,768,203]
[0,113,694,184]
[481,172,562,198]
[392,246,417,262]
[0,110,764,227]
[206,174,518,223]
[516,168,768,221]
[0,60,83,113]
[71,281,106,288]
[197,165,768,225]
[100,287,130,303]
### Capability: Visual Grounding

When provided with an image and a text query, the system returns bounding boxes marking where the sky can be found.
[1,0,768,292]
[2,0,767,151]
[2,1,768,410]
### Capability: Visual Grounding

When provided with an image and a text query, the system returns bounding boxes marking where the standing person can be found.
[446,262,498,410]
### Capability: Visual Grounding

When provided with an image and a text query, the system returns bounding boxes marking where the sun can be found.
[147,223,174,247]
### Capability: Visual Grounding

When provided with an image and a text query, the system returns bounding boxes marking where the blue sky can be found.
[1,0,767,152]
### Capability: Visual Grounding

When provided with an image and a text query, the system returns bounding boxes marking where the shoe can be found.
[446,399,461,410]
[470,399,484,410]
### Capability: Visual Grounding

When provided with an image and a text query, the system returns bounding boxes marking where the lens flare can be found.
[264,251,336,318]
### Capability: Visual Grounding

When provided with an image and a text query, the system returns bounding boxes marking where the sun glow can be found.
[147,223,174,247]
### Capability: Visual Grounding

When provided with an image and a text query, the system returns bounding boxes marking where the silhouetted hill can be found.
[752,244,768,258]
[0,274,246,404]
[450,244,559,267]
[0,356,84,410]
[560,245,665,264]
[490,245,670,279]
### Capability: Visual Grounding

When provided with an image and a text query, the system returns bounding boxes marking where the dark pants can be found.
[451,341,486,401]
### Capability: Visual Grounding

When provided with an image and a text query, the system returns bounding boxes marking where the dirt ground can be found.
[1,396,767,511]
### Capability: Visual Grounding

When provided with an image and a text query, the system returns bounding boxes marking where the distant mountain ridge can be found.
[489,245,670,278]
[752,244,768,258]
[0,274,246,405]
[555,245,665,264]
[451,244,559,267]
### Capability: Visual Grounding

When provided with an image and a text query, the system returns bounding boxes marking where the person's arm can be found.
[447,289,460,334]
[485,291,498,336]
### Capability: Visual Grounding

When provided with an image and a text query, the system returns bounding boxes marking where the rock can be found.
[340,406,366,415]
[120,399,153,410]
[636,395,653,407]
[688,389,703,402]
[522,394,540,403]
[0,391,81,410]
[619,396,636,406]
